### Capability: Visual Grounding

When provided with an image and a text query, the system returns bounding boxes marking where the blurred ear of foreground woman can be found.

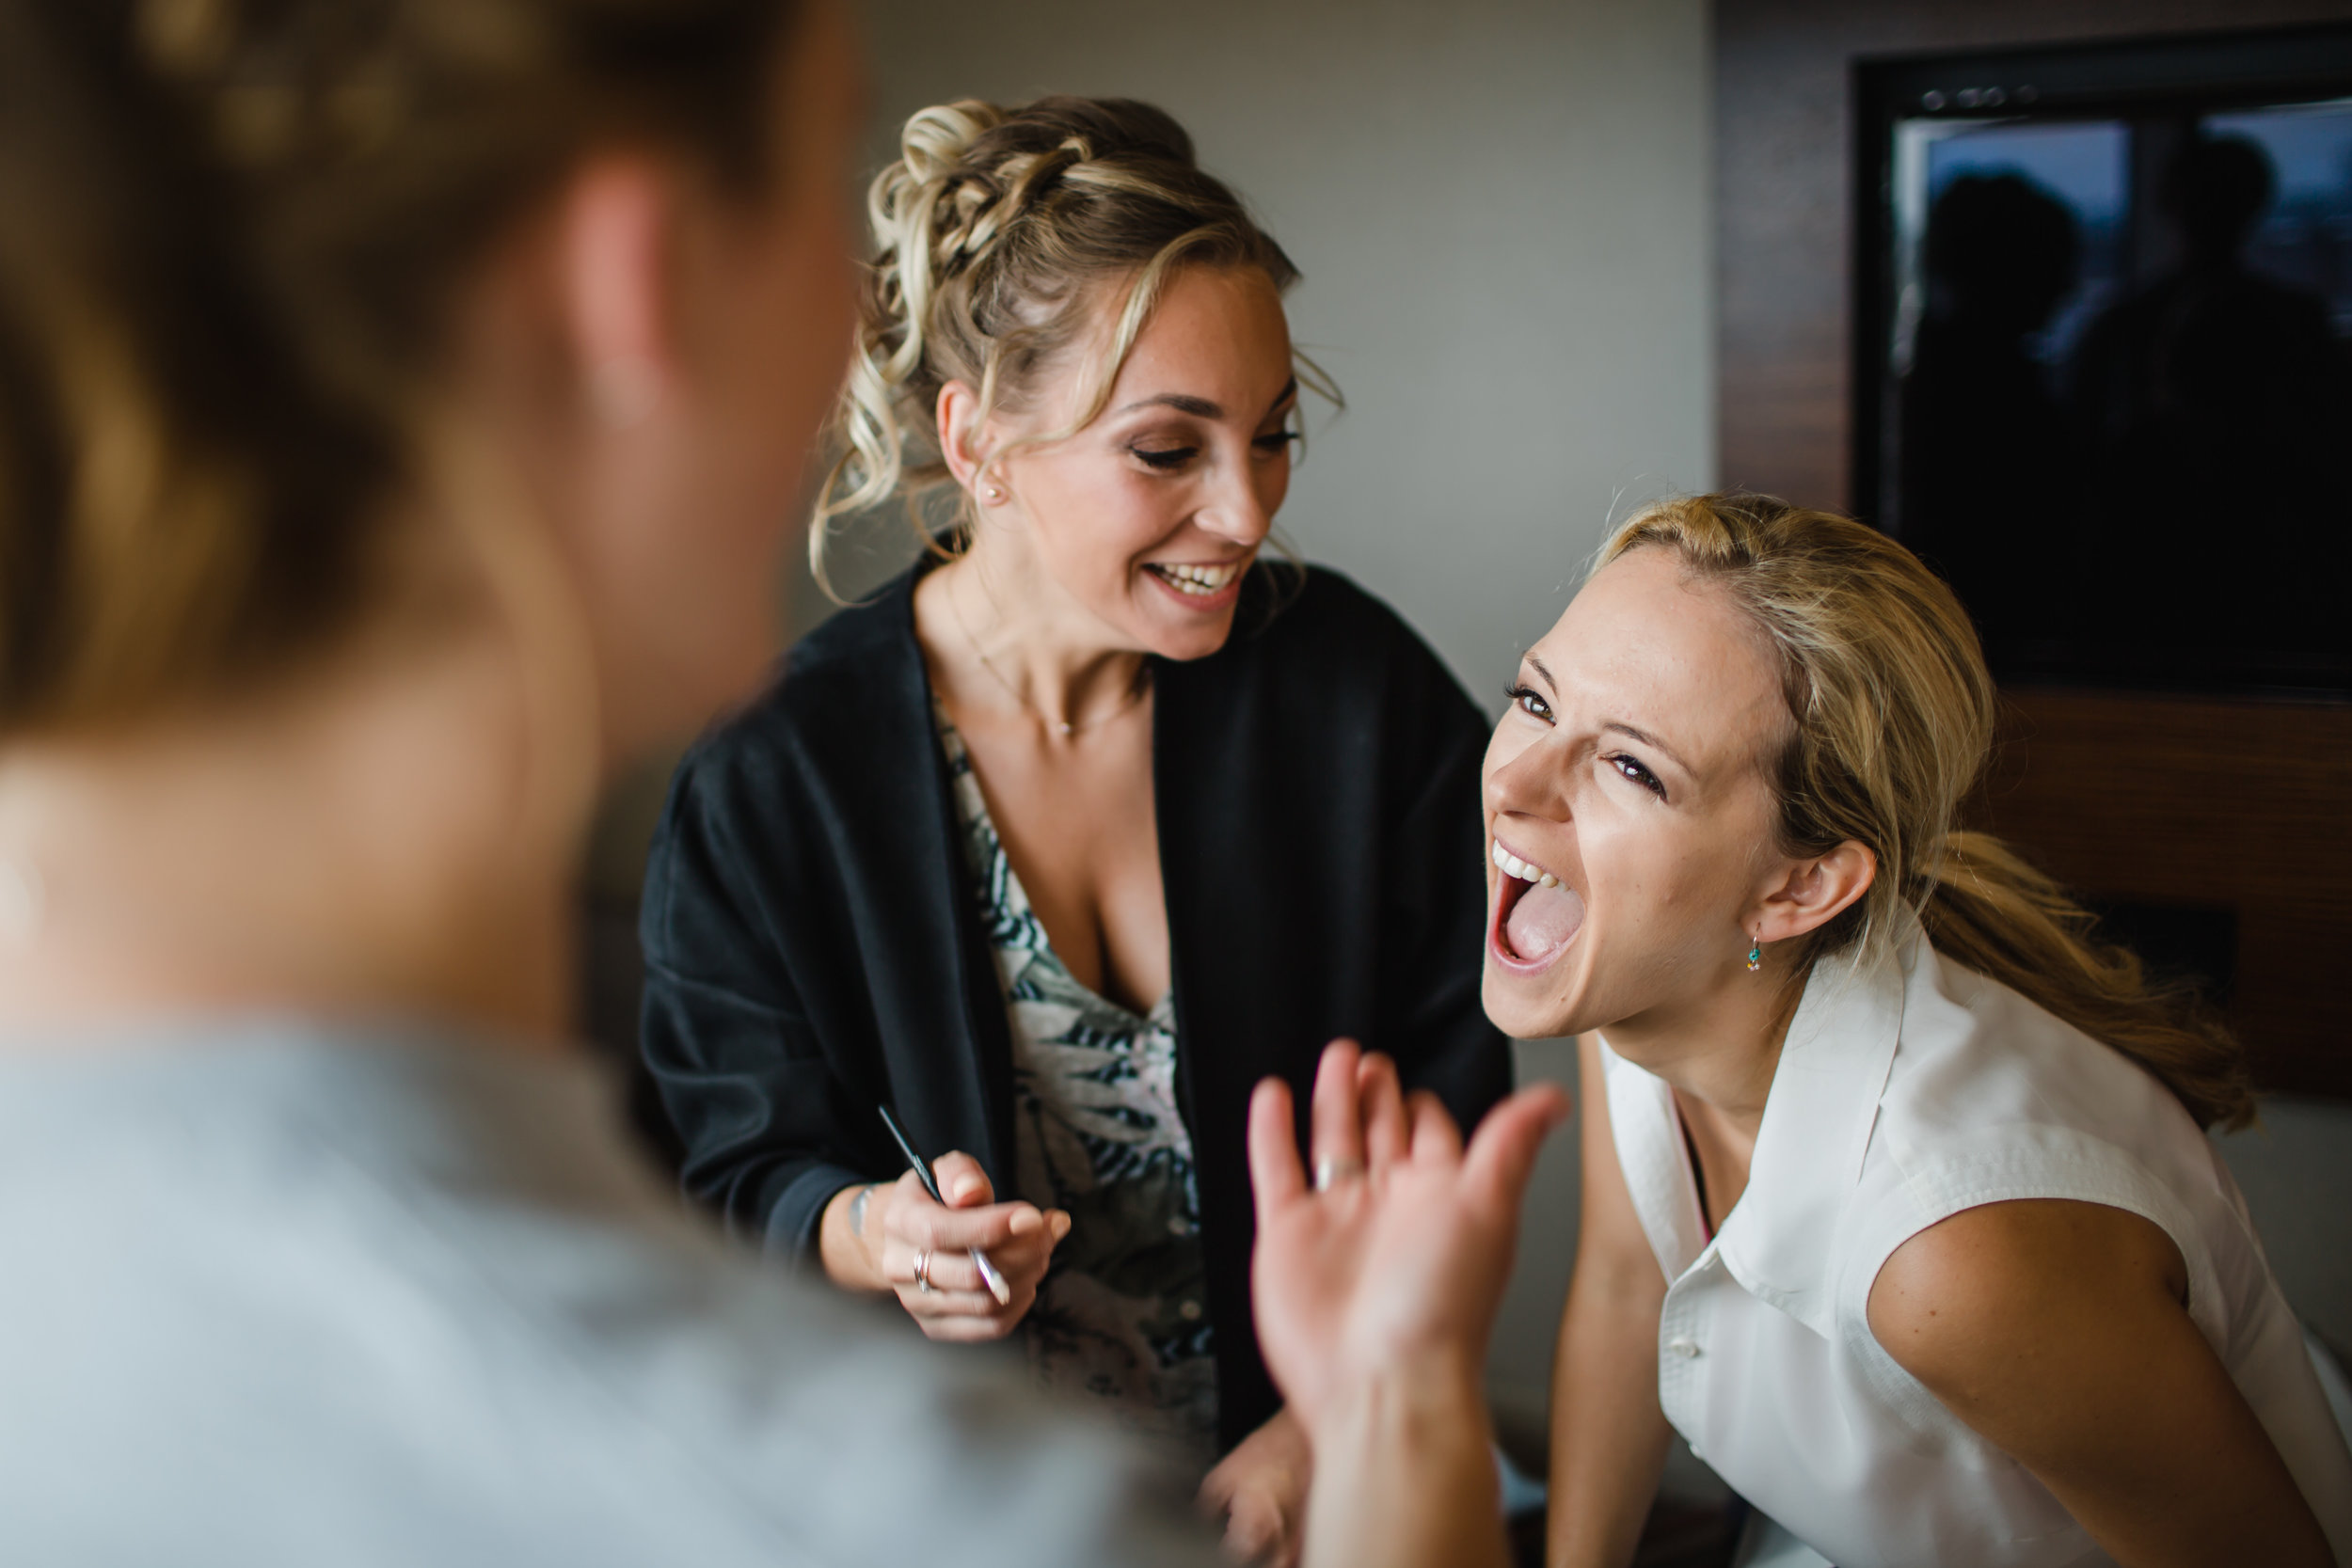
[0,3,1562,1564]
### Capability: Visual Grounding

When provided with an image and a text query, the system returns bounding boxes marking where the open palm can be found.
[1247,1040,1570,1432]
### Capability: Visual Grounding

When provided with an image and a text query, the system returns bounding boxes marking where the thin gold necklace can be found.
[946,574,1152,737]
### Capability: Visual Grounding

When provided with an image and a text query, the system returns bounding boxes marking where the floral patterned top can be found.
[937,713,1219,1463]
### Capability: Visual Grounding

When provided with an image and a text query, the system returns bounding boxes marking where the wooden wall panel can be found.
[1714,0,2352,515]
[1974,691,2352,1097]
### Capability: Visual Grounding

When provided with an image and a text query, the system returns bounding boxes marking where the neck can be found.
[1601,960,1808,1136]
[916,533,1150,736]
[0,594,588,1049]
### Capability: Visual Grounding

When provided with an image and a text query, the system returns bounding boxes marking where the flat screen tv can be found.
[1854,25,2352,695]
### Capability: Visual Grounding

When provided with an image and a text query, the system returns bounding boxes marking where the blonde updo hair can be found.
[1599,493,2252,1130]
[811,95,1319,593]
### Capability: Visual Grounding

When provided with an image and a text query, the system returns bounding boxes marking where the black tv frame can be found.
[1851,23,2352,550]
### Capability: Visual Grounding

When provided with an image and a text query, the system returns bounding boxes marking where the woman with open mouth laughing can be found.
[1500,494,2351,1568]
[636,96,1509,1565]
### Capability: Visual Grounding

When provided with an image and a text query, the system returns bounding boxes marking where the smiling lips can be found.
[1490,837,1585,969]
[1144,560,1245,602]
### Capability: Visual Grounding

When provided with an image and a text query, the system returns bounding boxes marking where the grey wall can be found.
[831,0,1716,695]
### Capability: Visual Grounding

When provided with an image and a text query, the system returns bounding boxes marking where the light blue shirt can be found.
[0,1024,1220,1568]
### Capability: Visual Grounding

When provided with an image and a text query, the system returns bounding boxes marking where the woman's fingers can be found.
[930,1149,993,1207]
[884,1236,985,1292]
[870,1155,1066,1338]
[887,1211,1064,1288]
[889,1192,1041,1253]
[1309,1037,1367,1185]
[900,1285,1004,1318]
[1405,1087,1463,1164]
[978,1218,1059,1286]
[1219,1489,1287,1563]
[1358,1051,1409,1172]
[916,1307,1033,1343]
[1248,1076,1306,1220]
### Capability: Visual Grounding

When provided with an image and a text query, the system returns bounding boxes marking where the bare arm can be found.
[1548,1036,1674,1568]
[1304,1349,1508,1568]
[1869,1198,2333,1568]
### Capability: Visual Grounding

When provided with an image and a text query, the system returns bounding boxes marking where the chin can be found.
[1480,963,1585,1041]
[1152,616,1240,663]
[1114,598,1239,663]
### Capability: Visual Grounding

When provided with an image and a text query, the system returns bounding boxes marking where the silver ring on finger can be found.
[914,1248,935,1292]
[1313,1157,1366,1193]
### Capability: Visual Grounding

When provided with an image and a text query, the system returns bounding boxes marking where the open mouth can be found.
[1489,837,1585,971]
[1143,559,1247,604]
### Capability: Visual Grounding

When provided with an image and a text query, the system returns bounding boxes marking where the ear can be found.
[552,159,678,429]
[933,380,1006,505]
[1753,840,1877,946]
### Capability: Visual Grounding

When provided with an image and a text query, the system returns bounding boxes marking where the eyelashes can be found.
[1129,430,1298,472]
[1609,755,1667,797]
[1504,685,1669,800]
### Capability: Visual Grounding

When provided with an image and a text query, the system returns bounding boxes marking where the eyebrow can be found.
[1521,655,1694,775]
[1604,721,1692,776]
[1117,376,1299,422]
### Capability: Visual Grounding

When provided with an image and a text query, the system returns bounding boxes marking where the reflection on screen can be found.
[1884,99,2352,692]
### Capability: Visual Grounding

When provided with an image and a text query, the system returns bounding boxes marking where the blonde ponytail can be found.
[811,96,1318,598]
[1598,495,2253,1131]
[1920,832,2249,1129]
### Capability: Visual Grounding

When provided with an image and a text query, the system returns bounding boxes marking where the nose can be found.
[1485,725,1570,825]
[1193,449,1277,549]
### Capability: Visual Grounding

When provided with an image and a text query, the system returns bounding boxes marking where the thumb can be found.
[931,1150,993,1209]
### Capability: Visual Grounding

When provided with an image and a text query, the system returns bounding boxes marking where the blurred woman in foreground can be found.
[1496,496,2352,1567]
[0,2,1560,1563]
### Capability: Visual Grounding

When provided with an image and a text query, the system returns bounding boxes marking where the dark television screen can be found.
[1855,27,2352,695]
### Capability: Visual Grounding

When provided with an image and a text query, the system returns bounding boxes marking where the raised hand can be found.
[1245,1042,1568,1568]
[1247,1039,1569,1433]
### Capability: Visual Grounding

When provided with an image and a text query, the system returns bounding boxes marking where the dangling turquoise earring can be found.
[1746,935,1762,973]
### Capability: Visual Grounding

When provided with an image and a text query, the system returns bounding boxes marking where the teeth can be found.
[1490,838,1558,888]
[1151,562,1241,596]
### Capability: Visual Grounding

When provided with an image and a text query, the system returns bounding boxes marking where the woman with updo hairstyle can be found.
[1482,496,2352,1566]
[0,4,1568,1563]
[639,95,1511,1553]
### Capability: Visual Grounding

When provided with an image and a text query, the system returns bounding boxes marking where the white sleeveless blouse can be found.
[1599,913,2352,1568]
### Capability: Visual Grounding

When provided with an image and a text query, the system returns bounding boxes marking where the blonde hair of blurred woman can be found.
[0,0,853,1036]
[810,94,1330,594]
[1598,492,2251,1130]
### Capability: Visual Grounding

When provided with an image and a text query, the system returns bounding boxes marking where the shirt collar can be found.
[1712,910,1916,1336]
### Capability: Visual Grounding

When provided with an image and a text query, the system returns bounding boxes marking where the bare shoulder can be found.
[1863,1204,2335,1565]
[1867,1198,2188,1399]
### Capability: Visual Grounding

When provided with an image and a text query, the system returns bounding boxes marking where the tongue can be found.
[1505,880,1585,960]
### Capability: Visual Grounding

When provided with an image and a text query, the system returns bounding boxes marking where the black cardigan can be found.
[638,562,1511,1449]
